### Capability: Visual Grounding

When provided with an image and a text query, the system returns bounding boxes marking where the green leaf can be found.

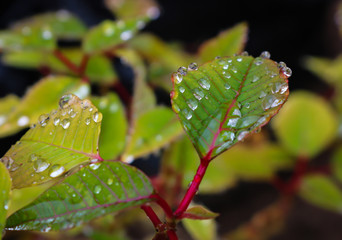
[0,163,11,239]
[171,55,290,160]
[122,107,183,162]
[0,94,20,126]
[91,93,127,160]
[182,218,217,240]
[0,94,102,189]
[82,18,147,53]
[272,91,338,158]
[0,76,90,137]
[105,0,160,19]
[332,147,342,183]
[182,205,219,220]
[11,10,87,40]
[6,161,154,231]
[198,22,248,62]
[299,174,342,212]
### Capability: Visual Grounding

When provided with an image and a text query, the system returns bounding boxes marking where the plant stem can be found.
[141,205,162,228]
[167,229,178,240]
[53,49,80,75]
[79,54,90,75]
[174,159,209,218]
[151,193,174,220]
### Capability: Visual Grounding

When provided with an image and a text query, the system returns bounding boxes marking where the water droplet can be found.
[38,114,50,127]
[33,158,50,173]
[0,115,6,126]
[172,103,180,113]
[183,109,192,120]
[224,83,231,90]
[193,88,204,100]
[231,66,238,73]
[107,178,114,185]
[232,108,241,117]
[42,29,52,40]
[179,86,185,93]
[279,84,289,94]
[92,112,103,123]
[262,95,284,110]
[260,51,271,59]
[70,111,77,118]
[219,131,235,142]
[94,185,102,194]
[215,56,221,59]
[49,165,65,178]
[252,76,259,83]
[177,66,187,76]
[10,163,19,172]
[85,117,91,125]
[29,154,38,162]
[281,67,292,77]
[0,156,13,169]
[17,116,29,126]
[173,73,183,84]
[198,78,210,90]
[120,30,132,41]
[89,163,101,170]
[237,115,259,129]
[241,51,249,56]
[188,62,198,70]
[223,65,229,70]
[237,57,243,62]
[187,99,198,110]
[254,57,263,66]
[61,118,70,129]
[59,94,73,109]
[259,91,267,99]
[53,117,60,126]
[89,107,93,112]
[244,103,250,108]
[278,61,286,69]
[227,118,238,128]
[237,131,249,141]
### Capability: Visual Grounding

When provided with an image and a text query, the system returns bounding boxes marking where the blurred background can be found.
[1,0,342,239]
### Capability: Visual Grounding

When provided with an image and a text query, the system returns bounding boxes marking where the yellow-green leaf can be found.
[182,218,217,240]
[0,163,11,239]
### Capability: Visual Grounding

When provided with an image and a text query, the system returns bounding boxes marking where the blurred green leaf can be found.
[92,93,127,160]
[332,146,342,183]
[0,94,20,126]
[182,205,219,220]
[0,76,90,137]
[182,218,217,240]
[272,91,338,158]
[11,10,87,40]
[171,55,290,160]
[6,161,154,231]
[198,22,248,62]
[0,163,11,239]
[83,18,147,53]
[1,94,102,189]
[300,174,342,212]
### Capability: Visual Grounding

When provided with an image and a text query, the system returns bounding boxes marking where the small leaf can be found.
[299,174,342,212]
[82,18,147,53]
[272,91,338,158]
[11,10,87,40]
[171,55,290,160]
[182,218,217,240]
[92,93,127,160]
[6,161,154,231]
[0,163,11,239]
[1,94,102,188]
[182,205,219,220]
[198,22,248,62]
[105,0,160,19]
[0,76,90,137]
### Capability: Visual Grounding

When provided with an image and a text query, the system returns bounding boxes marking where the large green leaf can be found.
[92,93,127,160]
[171,55,290,160]
[272,91,338,158]
[0,94,102,189]
[11,11,87,40]
[105,0,160,19]
[0,94,20,127]
[198,22,248,62]
[0,163,11,239]
[6,161,154,231]
[0,76,90,137]
[182,217,217,240]
[299,174,342,212]
[82,18,147,53]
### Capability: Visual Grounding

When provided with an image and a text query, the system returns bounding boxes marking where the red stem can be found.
[53,49,80,75]
[167,229,178,240]
[150,194,174,220]
[174,159,209,218]
[141,205,162,228]
[79,54,90,75]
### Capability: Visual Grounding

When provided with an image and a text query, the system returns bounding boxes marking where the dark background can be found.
[1,0,342,239]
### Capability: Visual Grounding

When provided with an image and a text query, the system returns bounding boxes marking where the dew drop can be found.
[42,29,52,40]
[120,30,132,41]
[17,116,29,126]
[10,163,19,172]
[252,76,259,83]
[33,158,50,173]
[49,165,65,178]
[232,108,241,117]
[38,114,50,127]
[85,117,91,125]
[187,99,198,110]
[241,51,249,56]
[224,83,231,90]
[227,118,238,128]
[198,78,210,90]
[223,65,229,70]
[254,57,263,66]
[231,66,238,73]
[173,73,183,84]
[61,118,71,129]
[260,51,271,59]
[237,131,249,141]
[183,109,192,120]
[29,154,38,162]
[59,94,73,109]
[53,117,60,126]
[89,163,101,170]
[188,62,198,70]
[259,91,267,99]
[94,185,102,194]
[237,57,243,62]
[179,86,185,93]
[177,66,187,76]
[262,95,284,110]
[92,112,103,123]
[193,88,204,100]
[0,156,13,169]
[107,178,114,185]
[281,67,292,77]
[244,103,250,109]
[278,61,286,69]
[279,84,289,94]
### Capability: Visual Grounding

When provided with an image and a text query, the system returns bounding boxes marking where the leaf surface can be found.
[182,205,219,220]
[105,0,160,19]
[6,161,154,231]
[171,55,290,160]
[0,76,90,137]
[182,218,217,240]
[0,163,11,239]
[92,93,127,160]
[1,94,102,189]
[272,91,338,158]
[198,22,248,62]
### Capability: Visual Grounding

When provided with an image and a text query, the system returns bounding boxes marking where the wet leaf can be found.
[171,55,290,160]
[92,93,127,160]
[0,76,90,137]
[105,0,160,19]
[11,10,87,40]
[272,91,338,158]
[0,94,102,189]
[198,22,248,62]
[6,161,154,231]
[83,18,147,53]
[182,218,217,240]
[0,163,11,239]
[300,174,342,212]
[182,205,219,220]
